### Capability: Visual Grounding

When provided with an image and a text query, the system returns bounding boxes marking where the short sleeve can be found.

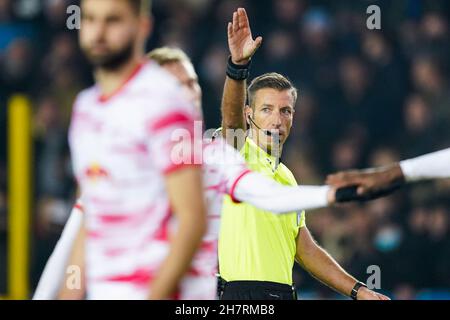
[298,210,306,228]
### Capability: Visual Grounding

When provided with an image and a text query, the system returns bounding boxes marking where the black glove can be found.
[335,186,360,203]
[335,183,403,203]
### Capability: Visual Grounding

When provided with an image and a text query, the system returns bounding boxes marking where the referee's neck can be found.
[249,135,283,161]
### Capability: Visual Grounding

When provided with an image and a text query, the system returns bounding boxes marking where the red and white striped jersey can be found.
[69,61,203,299]
[187,138,250,280]
[69,60,251,299]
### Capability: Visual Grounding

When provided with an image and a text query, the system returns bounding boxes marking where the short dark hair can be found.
[247,73,298,109]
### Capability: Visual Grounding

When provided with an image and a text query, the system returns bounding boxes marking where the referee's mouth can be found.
[268,129,286,139]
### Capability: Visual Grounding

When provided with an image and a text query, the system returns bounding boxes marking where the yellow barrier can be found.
[7,95,32,300]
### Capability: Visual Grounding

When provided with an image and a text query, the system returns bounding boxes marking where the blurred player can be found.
[327,147,450,201]
[58,0,207,300]
[34,47,342,300]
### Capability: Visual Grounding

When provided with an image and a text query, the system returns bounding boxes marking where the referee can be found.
[217,8,390,301]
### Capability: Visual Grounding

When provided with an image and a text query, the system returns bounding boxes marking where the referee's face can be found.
[249,88,295,154]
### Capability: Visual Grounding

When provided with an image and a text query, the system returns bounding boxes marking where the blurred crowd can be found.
[0,0,449,299]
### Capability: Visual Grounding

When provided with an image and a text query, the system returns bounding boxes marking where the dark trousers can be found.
[219,280,297,300]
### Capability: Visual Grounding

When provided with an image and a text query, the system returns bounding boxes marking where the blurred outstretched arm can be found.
[327,147,450,201]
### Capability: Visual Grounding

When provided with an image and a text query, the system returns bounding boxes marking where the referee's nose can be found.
[269,110,282,130]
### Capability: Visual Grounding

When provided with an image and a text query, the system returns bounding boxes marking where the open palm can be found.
[228,8,262,65]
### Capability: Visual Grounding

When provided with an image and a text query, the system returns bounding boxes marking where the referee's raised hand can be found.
[227,8,262,65]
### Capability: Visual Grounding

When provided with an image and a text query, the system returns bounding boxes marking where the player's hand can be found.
[327,169,382,196]
[228,8,262,65]
[326,164,405,199]
[357,286,391,300]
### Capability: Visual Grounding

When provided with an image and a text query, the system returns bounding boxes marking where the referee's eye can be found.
[281,107,293,116]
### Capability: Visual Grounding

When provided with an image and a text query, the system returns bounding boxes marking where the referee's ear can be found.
[244,105,252,125]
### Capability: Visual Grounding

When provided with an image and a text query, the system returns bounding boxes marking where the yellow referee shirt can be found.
[218,137,306,285]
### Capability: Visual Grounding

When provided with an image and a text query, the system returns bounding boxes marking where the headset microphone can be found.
[247,115,281,169]
[247,115,273,137]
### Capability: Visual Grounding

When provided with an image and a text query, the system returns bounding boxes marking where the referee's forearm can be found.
[221,76,247,143]
[304,247,357,298]
[296,228,358,298]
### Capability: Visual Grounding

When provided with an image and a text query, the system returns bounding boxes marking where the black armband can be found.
[226,56,251,80]
[351,281,367,300]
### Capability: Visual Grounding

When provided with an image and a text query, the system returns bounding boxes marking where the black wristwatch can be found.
[350,281,367,300]
[226,56,251,81]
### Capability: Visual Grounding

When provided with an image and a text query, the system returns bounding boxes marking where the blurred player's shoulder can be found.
[72,60,196,121]
[137,60,181,91]
[130,60,187,101]
[73,60,184,105]
[131,60,198,116]
[72,86,98,110]
[203,137,247,169]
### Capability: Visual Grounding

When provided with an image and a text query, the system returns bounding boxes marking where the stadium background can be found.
[0,0,449,299]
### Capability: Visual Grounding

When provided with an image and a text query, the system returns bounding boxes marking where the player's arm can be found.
[148,166,207,300]
[57,213,86,300]
[231,171,336,212]
[33,202,84,300]
[295,227,390,300]
[220,140,340,212]
[399,147,450,181]
[221,8,262,149]
[326,163,405,201]
[326,147,450,201]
